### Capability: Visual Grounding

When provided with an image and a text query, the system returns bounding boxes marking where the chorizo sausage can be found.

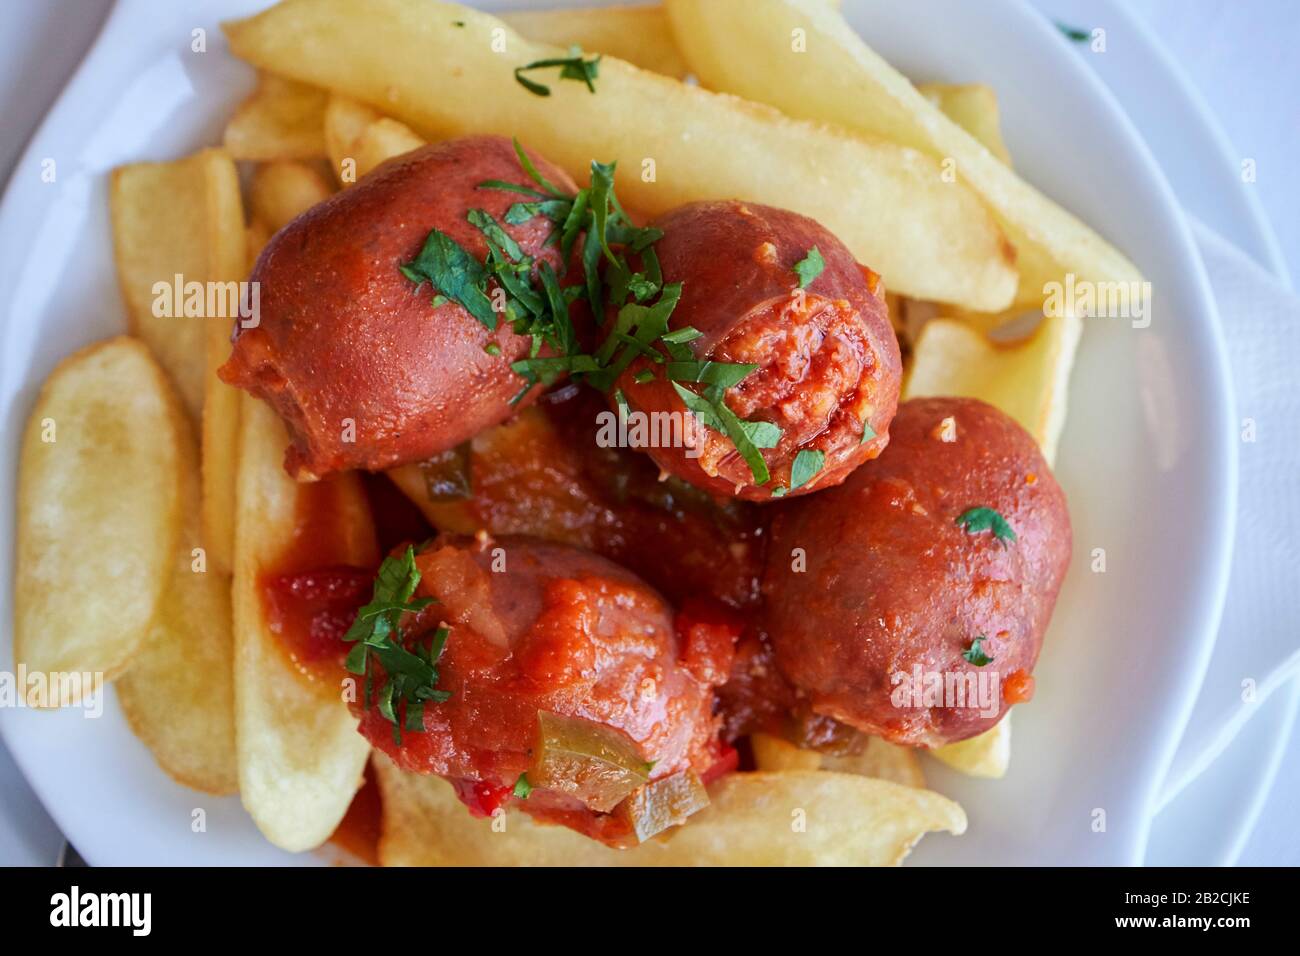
[761,397,1071,746]
[612,200,901,500]
[221,136,578,479]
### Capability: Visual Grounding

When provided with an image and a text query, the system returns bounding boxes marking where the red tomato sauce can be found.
[329,763,382,865]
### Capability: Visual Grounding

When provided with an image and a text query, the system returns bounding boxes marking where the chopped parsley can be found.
[343,546,451,744]
[513,773,533,799]
[963,635,994,667]
[793,246,825,289]
[788,449,825,491]
[1055,21,1090,43]
[514,46,601,97]
[400,138,782,484]
[956,506,1017,544]
[861,422,877,445]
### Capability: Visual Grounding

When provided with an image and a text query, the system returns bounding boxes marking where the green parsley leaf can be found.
[956,506,1017,544]
[514,47,601,97]
[343,547,451,745]
[861,421,877,445]
[665,359,759,390]
[672,381,774,484]
[400,228,498,330]
[513,773,533,799]
[793,246,825,289]
[963,635,994,667]
[1055,21,1090,43]
[789,449,825,490]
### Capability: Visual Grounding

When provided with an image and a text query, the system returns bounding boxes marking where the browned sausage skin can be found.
[612,200,901,501]
[761,397,1072,746]
[220,136,579,480]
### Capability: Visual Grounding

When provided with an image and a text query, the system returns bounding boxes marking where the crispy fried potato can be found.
[917,82,1011,165]
[200,149,247,576]
[353,117,426,178]
[375,758,964,866]
[249,161,334,232]
[665,0,1142,304]
[224,72,329,161]
[117,412,237,795]
[232,396,378,850]
[223,0,1017,309]
[750,732,823,772]
[932,718,1012,779]
[751,732,925,787]
[502,4,690,78]
[324,95,382,186]
[15,338,183,703]
[903,312,1082,466]
[821,738,926,787]
[110,150,230,418]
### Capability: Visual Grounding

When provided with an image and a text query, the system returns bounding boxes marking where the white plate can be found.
[0,0,1236,865]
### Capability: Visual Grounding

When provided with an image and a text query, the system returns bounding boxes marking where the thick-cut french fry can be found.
[117,411,237,795]
[503,1,840,78]
[110,151,223,418]
[917,82,1011,165]
[249,161,334,232]
[200,149,247,576]
[324,95,382,186]
[353,117,426,177]
[904,312,1082,466]
[15,338,184,704]
[665,0,1142,304]
[224,72,329,161]
[232,396,377,851]
[223,0,1017,310]
[751,732,925,787]
[932,718,1012,779]
[502,4,690,78]
[375,758,964,866]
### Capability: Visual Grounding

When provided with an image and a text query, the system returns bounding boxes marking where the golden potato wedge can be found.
[116,412,237,795]
[375,758,964,866]
[502,4,690,78]
[751,732,925,787]
[15,338,183,704]
[932,718,1012,779]
[353,117,426,178]
[917,82,1011,165]
[821,738,926,787]
[249,160,334,232]
[665,0,1142,303]
[223,0,1017,310]
[750,732,823,772]
[200,149,247,576]
[223,72,329,161]
[324,95,382,186]
[903,312,1082,466]
[110,150,226,418]
[232,396,378,851]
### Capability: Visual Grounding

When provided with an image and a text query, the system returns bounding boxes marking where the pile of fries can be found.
[14,0,1132,865]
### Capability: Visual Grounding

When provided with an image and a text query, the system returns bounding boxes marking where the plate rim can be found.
[0,0,1241,865]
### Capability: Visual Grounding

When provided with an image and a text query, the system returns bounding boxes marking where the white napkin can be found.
[1156,217,1300,808]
